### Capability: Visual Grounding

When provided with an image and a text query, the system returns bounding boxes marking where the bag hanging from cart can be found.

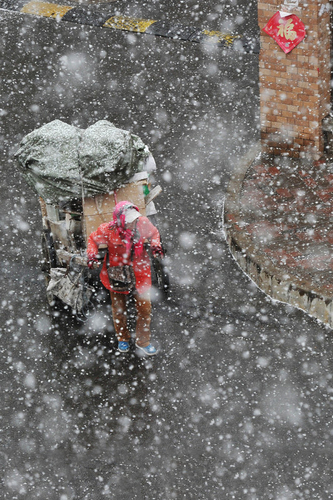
[47,257,93,312]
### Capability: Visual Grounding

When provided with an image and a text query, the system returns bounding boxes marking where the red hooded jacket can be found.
[87,216,162,294]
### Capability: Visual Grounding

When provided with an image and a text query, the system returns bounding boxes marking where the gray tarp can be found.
[15,119,151,203]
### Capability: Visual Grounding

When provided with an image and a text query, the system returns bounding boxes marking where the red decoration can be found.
[263,11,306,54]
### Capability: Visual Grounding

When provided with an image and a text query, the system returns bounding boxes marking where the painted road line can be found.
[201,30,240,45]
[103,15,156,33]
[21,0,73,19]
[0,0,259,53]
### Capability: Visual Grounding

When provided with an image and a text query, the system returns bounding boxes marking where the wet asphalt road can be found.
[0,4,332,499]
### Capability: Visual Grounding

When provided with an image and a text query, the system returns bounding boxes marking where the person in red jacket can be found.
[87,200,163,356]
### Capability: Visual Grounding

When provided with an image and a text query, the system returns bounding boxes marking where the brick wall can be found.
[258,0,331,158]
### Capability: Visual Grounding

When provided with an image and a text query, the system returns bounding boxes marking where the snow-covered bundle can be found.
[15,119,152,203]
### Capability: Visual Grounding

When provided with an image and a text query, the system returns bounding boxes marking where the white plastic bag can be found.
[47,268,93,313]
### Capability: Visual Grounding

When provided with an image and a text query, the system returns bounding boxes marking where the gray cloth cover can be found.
[79,121,150,196]
[15,119,150,203]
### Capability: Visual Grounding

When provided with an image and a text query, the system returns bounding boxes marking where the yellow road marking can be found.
[17,4,240,48]
[21,1,73,19]
[103,15,156,33]
[202,30,240,45]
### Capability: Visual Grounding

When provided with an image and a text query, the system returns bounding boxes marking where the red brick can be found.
[276,188,293,197]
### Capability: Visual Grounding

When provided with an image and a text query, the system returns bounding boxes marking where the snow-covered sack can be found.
[15,119,151,203]
[15,120,82,202]
[79,121,150,195]
[47,267,93,312]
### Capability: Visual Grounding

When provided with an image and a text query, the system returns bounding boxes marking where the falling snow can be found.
[0,0,332,499]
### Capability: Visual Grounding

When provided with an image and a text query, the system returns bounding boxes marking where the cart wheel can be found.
[152,257,170,298]
[41,230,58,306]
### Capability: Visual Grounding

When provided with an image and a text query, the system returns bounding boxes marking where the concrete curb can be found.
[224,142,333,329]
[0,0,260,53]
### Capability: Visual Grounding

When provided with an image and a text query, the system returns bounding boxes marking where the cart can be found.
[16,120,169,318]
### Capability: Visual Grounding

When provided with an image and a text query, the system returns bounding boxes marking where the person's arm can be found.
[139,217,164,257]
[87,223,109,267]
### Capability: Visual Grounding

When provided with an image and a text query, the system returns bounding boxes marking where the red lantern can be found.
[263,11,306,54]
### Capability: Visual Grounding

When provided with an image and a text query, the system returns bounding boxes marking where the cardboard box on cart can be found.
[83,178,147,243]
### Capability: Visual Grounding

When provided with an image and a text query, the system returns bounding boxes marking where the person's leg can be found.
[134,291,151,348]
[110,292,130,342]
